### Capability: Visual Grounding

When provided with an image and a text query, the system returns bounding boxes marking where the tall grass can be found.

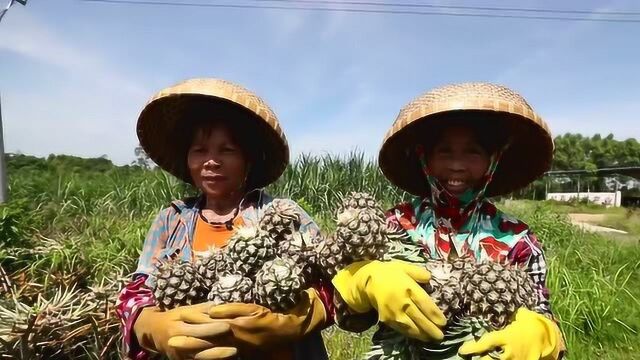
[1,154,639,359]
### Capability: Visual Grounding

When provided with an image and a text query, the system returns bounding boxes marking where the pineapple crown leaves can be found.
[212,273,253,295]
[0,285,99,338]
[208,273,253,305]
[87,273,129,302]
[227,226,275,254]
[383,240,428,264]
[216,273,250,288]
[234,225,263,241]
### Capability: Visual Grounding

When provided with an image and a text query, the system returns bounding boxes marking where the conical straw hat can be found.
[379,82,553,197]
[137,78,289,188]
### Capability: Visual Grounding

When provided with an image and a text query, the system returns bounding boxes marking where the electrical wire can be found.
[79,0,640,23]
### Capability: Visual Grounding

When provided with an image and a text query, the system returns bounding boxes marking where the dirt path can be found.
[568,213,628,234]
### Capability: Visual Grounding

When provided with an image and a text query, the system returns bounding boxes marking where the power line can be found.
[1,0,28,24]
[79,0,640,23]
[249,0,640,16]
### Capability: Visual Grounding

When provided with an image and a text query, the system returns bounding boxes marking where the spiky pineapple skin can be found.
[364,258,539,360]
[254,257,307,312]
[277,231,313,262]
[338,192,383,215]
[459,261,538,329]
[423,257,474,319]
[334,208,388,262]
[259,199,302,242]
[312,235,347,279]
[225,226,277,275]
[207,273,254,305]
[195,249,232,292]
[151,259,201,310]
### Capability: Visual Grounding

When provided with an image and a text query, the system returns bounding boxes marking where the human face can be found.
[187,124,248,200]
[427,126,491,196]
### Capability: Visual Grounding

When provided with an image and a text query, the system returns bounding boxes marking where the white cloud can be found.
[494,0,629,83]
[0,11,148,98]
[1,10,150,164]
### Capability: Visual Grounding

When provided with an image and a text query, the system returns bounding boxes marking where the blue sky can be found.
[1,0,639,165]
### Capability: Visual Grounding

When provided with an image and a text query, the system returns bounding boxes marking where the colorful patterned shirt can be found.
[115,190,334,360]
[386,200,553,316]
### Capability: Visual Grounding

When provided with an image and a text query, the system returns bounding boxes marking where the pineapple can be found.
[207,273,254,305]
[151,259,201,310]
[254,257,307,312]
[334,207,388,262]
[366,257,539,360]
[338,191,384,216]
[225,226,277,275]
[0,286,101,358]
[259,199,302,242]
[312,235,348,279]
[459,261,538,329]
[195,249,232,291]
[278,231,315,262]
[311,192,393,280]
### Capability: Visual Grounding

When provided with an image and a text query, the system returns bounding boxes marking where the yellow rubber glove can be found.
[332,260,446,342]
[208,288,327,351]
[134,302,237,360]
[458,308,564,360]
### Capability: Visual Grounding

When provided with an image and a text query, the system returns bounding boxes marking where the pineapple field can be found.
[1,153,639,359]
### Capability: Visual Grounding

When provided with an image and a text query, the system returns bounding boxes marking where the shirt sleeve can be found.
[508,232,567,356]
[134,207,173,278]
[507,233,552,316]
[115,275,157,360]
[116,208,173,359]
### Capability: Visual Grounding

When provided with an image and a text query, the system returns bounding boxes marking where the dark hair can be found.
[174,98,265,189]
[419,111,510,156]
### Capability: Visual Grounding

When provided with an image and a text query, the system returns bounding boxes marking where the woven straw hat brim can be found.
[137,78,289,188]
[379,83,554,197]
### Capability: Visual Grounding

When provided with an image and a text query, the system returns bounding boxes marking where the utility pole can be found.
[0,0,27,24]
[0,1,28,203]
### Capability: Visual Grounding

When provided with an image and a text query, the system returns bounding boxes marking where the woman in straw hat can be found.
[332,83,565,359]
[115,79,331,360]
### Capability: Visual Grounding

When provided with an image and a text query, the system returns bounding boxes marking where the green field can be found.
[1,154,639,359]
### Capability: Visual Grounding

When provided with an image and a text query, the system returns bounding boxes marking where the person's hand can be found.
[134,302,237,360]
[208,288,327,349]
[332,260,446,342]
[459,308,563,360]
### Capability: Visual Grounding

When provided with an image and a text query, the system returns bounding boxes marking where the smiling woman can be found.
[426,125,492,196]
[332,82,567,359]
[116,78,332,360]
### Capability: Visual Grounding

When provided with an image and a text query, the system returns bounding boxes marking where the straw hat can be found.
[379,82,553,197]
[137,78,289,188]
